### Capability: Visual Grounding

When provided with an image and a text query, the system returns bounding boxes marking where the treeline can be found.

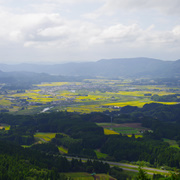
[118,103,180,140]
[120,103,180,122]
[151,94,180,102]
[0,71,84,90]
[101,134,180,168]
[0,104,180,169]
[0,140,110,179]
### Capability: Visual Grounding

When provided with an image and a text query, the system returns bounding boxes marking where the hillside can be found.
[0,57,180,78]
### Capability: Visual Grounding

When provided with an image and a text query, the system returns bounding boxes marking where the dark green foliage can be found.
[109,166,131,180]
[151,94,180,102]
[0,103,180,173]
[0,71,83,90]
[0,140,70,179]
[82,112,110,122]
[153,174,166,179]
[120,105,138,113]
[31,143,59,155]
[101,134,180,168]
[136,167,150,180]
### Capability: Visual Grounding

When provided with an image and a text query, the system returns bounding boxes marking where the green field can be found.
[112,127,140,134]
[63,172,116,180]
[58,146,68,154]
[98,123,147,136]
[163,138,180,149]
[95,150,108,159]
[34,132,56,142]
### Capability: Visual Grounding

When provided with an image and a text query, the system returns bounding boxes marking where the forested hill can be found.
[0,71,85,90]
[0,57,180,78]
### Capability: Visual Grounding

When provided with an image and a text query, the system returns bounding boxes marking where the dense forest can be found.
[0,103,180,179]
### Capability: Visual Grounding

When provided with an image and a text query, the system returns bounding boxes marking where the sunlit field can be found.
[98,123,148,137]
[0,79,179,114]
[0,124,10,130]
[34,132,56,142]
[104,128,119,135]
[58,146,68,154]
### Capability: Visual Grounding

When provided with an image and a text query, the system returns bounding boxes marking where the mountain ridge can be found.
[0,57,179,78]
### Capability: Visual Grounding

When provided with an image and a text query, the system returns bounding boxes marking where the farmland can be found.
[98,123,147,136]
[34,132,56,142]
[163,138,180,149]
[0,123,10,130]
[0,79,179,114]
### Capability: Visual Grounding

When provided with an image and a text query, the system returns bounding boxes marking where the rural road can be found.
[64,156,170,175]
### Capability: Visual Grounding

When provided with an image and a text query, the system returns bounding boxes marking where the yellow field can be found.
[104,128,119,135]
[11,90,60,104]
[75,94,107,102]
[34,132,56,142]
[66,104,119,114]
[0,80,179,114]
[116,90,176,97]
[127,135,143,138]
[105,101,178,108]
[0,98,12,106]
[0,124,10,130]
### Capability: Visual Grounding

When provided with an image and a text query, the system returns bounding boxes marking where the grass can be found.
[98,123,146,135]
[0,98,12,106]
[63,172,116,180]
[22,145,32,148]
[34,132,56,142]
[95,150,108,159]
[163,138,180,149]
[58,146,68,154]
[112,128,140,135]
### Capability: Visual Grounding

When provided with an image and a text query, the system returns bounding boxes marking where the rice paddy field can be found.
[0,79,179,114]
[98,123,147,137]
[34,132,56,142]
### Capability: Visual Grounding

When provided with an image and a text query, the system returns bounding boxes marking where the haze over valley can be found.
[0,0,180,179]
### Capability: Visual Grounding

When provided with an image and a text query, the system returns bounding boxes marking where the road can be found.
[64,156,170,175]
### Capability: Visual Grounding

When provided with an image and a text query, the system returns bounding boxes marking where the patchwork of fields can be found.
[0,79,179,114]
[98,123,146,137]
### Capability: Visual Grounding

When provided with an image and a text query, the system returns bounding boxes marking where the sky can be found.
[0,0,180,64]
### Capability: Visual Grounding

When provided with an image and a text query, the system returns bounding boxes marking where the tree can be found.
[136,167,149,180]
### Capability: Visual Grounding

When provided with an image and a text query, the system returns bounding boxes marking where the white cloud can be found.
[100,0,180,15]
[172,26,180,36]
[0,0,179,63]
[91,24,142,44]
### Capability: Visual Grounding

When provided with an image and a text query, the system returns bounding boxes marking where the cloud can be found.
[0,0,179,63]
[84,0,180,20]
[90,24,142,44]
[0,6,180,52]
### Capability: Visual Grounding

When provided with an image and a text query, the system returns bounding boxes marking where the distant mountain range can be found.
[0,57,180,78]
